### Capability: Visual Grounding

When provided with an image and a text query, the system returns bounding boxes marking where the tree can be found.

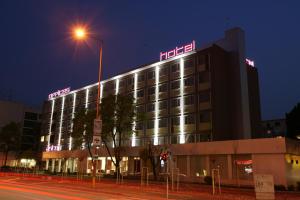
[286,103,300,139]
[139,142,161,180]
[0,122,21,166]
[71,94,138,181]
[101,94,137,176]
[71,108,96,182]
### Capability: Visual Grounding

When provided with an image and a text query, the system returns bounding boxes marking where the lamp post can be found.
[73,26,103,187]
[73,27,103,119]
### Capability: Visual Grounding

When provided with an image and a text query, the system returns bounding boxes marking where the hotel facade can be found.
[40,28,300,186]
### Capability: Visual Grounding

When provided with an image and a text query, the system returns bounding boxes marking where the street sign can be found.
[93,135,101,146]
[93,119,102,135]
[254,174,275,200]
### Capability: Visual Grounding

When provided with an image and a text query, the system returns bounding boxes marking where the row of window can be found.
[47,92,210,121]
[48,110,211,134]
[138,113,210,130]
[46,70,210,111]
[140,93,210,112]
[46,132,212,149]
[107,72,209,93]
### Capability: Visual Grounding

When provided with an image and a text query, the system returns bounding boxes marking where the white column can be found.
[132,74,138,147]
[69,92,77,150]
[82,88,89,149]
[47,99,55,149]
[179,58,185,144]
[113,79,119,147]
[51,159,55,172]
[58,159,62,172]
[58,97,65,148]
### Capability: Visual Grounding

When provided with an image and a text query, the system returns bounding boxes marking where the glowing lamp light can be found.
[74,27,87,40]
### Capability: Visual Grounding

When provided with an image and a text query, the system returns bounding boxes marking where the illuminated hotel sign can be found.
[236,159,253,165]
[245,58,255,67]
[46,145,62,152]
[48,87,70,100]
[160,40,196,61]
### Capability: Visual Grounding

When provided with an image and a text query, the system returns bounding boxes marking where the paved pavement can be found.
[0,173,300,200]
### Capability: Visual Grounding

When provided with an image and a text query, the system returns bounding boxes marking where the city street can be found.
[0,174,300,200]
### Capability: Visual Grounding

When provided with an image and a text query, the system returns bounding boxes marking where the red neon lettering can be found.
[160,40,196,61]
[176,46,184,55]
[160,52,167,61]
[167,49,176,58]
[236,160,252,165]
[184,43,193,52]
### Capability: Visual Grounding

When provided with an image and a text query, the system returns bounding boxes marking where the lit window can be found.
[40,136,45,142]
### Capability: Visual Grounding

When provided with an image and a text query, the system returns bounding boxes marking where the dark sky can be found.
[0,0,299,120]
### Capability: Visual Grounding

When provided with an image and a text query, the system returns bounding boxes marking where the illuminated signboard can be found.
[246,58,255,67]
[236,159,253,165]
[160,40,196,61]
[48,87,70,100]
[46,145,62,152]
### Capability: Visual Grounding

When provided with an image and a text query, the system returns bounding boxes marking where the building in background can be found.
[261,118,287,138]
[0,100,41,167]
[39,27,300,186]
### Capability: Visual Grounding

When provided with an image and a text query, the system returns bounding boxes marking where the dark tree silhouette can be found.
[0,122,21,166]
[286,103,300,139]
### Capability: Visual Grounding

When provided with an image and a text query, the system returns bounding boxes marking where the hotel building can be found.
[40,27,300,187]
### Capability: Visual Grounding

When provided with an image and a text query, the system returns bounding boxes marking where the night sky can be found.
[0,0,299,120]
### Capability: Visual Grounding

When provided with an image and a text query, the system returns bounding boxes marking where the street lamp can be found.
[72,25,103,187]
[72,26,103,120]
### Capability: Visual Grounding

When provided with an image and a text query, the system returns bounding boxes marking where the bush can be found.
[204,176,213,185]
[287,185,295,191]
[297,182,300,191]
[274,185,286,191]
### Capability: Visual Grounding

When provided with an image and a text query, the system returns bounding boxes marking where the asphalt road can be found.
[0,174,300,200]
[0,175,208,200]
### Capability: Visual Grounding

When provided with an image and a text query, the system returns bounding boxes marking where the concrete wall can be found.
[252,154,287,186]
